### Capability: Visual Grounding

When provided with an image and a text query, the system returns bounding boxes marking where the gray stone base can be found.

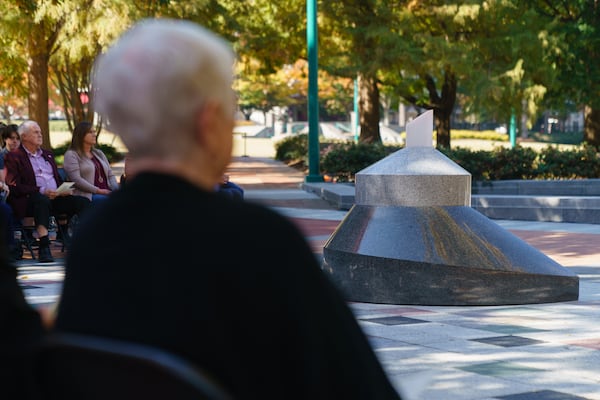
[302,181,600,224]
[322,205,579,305]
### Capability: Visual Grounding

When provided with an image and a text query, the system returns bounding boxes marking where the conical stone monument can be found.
[322,111,579,305]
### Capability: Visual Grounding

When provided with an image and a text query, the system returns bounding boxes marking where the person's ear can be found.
[195,101,227,153]
[195,102,217,141]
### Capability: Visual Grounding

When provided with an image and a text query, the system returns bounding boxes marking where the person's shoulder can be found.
[63,149,79,160]
[4,147,22,161]
[92,147,108,157]
[4,146,19,156]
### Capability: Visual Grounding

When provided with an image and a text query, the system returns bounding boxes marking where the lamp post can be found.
[305,0,323,182]
[242,133,248,157]
[354,78,359,143]
[509,109,516,148]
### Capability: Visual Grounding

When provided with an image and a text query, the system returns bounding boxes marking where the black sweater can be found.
[56,172,401,399]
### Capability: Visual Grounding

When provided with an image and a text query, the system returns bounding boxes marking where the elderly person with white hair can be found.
[55,19,401,399]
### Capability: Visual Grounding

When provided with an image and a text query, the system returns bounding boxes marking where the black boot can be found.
[38,235,54,263]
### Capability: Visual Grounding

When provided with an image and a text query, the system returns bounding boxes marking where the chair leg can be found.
[18,226,37,260]
[56,215,72,252]
[57,223,69,252]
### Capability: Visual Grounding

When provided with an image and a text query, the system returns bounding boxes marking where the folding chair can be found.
[31,332,233,400]
[16,214,71,259]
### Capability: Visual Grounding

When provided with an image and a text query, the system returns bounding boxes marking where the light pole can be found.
[354,78,359,143]
[242,133,248,157]
[305,0,323,182]
[509,109,516,148]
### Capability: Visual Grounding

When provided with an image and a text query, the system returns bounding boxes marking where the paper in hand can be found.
[56,182,75,194]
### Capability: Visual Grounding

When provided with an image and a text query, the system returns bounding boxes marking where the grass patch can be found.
[451,129,509,141]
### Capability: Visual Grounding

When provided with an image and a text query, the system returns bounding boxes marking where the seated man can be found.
[4,121,90,263]
[55,19,401,399]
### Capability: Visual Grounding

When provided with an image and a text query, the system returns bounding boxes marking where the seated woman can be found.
[63,121,119,202]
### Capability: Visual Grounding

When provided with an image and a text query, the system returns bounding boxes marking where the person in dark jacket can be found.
[54,18,401,399]
[0,209,45,399]
[217,173,244,200]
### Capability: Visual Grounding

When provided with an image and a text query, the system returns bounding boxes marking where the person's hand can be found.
[96,188,111,195]
[44,189,59,199]
[0,182,8,199]
[59,189,74,197]
[221,174,230,184]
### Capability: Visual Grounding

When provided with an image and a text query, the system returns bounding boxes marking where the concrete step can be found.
[472,179,600,196]
[302,182,600,224]
[472,195,600,224]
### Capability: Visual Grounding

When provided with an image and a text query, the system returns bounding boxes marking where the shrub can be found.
[276,134,600,182]
[487,146,537,180]
[274,134,308,163]
[320,142,398,182]
[441,147,492,181]
[536,144,600,179]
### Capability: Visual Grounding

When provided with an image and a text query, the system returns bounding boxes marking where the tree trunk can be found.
[434,108,451,149]
[28,32,51,149]
[584,105,600,148]
[424,67,456,149]
[357,73,381,144]
[380,93,391,126]
[520,99,529,139]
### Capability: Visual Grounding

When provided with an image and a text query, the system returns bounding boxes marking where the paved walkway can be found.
[17,156,600,400]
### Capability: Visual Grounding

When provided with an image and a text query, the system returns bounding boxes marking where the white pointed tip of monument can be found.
[406,110,434,148]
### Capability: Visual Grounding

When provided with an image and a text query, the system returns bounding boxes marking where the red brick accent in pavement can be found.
[511,230,600,267]
[226,157,305,190]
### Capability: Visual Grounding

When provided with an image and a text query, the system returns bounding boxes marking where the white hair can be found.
[18,120,39,136]
[93,18,236,157]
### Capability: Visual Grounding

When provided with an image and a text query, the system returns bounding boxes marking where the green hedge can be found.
[274,134,600,182]
[320,142,398,182]
[274,134,309,162]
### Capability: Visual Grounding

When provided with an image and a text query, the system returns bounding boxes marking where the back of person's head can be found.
[93,18,236,159]
[70,121,94,155]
